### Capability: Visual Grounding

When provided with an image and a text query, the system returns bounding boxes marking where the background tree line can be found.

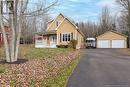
[77,0,130,47]
[77,6,116,38]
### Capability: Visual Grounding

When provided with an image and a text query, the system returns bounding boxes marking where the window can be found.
[37,37,42,40]
[56,21,61,27]
[1,1,14,14]
[51,35,56,42]
[43,36,47,40]
[62,33,71,42]
[0,34,2,41]
[56,21,58,26]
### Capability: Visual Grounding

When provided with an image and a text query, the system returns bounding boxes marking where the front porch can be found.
[35,30,57,48]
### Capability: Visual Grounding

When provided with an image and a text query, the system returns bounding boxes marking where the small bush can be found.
[69,40,78,49]
[56,45,69,48]
[10,80,17,87]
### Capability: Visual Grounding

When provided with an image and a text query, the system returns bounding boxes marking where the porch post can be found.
[57,31,59,45]
[47,35,50,46]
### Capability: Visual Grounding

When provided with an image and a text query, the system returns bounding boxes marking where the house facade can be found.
[35,13,84,49]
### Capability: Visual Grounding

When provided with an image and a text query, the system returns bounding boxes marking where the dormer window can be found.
[56,21,61,27]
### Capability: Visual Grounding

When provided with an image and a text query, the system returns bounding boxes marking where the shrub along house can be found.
[35,13,84,49]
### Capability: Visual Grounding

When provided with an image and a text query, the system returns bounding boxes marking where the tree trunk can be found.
[10,14,16,62]
[0,0,58,63]
[15,16,22,60]
[0,1,11,62]
[15,0,23,60]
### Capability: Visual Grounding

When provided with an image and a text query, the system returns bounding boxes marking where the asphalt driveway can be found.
[66,49,130,87]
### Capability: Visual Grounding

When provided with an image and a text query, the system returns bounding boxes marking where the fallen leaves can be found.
[0,50,80,87]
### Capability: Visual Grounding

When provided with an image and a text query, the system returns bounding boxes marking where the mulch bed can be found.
[0,50,80,87]
[0,59,28,64]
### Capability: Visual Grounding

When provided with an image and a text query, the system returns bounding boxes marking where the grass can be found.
[0,45,73,60]
[0,45,73,75]
[0,47,5,58]
[10,80,17,87]
[41,56,80,87]
[19,45,73,59]
[0,45,81,86]
[0,65,8,74]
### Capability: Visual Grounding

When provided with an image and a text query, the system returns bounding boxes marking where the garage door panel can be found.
[98,40,110,48]
[112,40,125,48]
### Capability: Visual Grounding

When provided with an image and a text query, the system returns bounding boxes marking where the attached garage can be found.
[96,31,128,48]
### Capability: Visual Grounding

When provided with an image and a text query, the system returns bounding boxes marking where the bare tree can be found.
[77,6,115,39]
[77,21,99,38]
[40,14,50,31]
[0,0,58,62]
[99,6,114,34]
[117,13,128,32]
[116,0,130,47]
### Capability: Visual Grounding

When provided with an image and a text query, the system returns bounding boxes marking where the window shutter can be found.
[60,33,62,42]
[71,33,73,40]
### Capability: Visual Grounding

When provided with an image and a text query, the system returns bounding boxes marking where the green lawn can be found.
[0,65,8,74]
[0,47,5,58]
[0,45,81,87]
[0,45,73,59]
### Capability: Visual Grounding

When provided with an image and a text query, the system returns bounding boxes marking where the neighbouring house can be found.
[0,26,10,46]
[96,30,128,48]
[35,13,84,49]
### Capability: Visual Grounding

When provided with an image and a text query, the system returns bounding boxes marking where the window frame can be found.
[56,21,61,27]
[62,32,71,42]
[0,33,2,41]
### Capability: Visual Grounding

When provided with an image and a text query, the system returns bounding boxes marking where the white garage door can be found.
[98,40,110,48]
[112,40,125,48]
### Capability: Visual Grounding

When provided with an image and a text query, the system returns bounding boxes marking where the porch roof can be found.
[35,30,57,35]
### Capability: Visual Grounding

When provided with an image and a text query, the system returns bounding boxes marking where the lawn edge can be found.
[64,51,82,87]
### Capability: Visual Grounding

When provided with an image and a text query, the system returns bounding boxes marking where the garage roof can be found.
[96,30,128,38]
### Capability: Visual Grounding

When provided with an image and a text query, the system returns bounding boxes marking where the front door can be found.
[50,35,57,48]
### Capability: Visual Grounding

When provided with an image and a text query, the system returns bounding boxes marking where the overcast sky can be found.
[50,0,119,22]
